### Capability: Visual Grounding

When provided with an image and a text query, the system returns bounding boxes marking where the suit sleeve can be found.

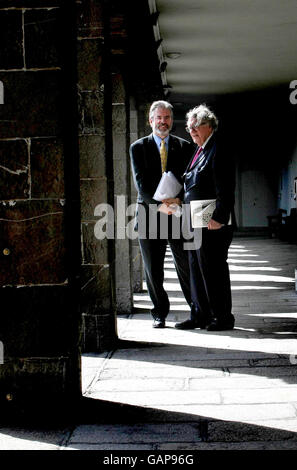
[129,141,159,206]
[211,146,236,225]
[174,140,195,201]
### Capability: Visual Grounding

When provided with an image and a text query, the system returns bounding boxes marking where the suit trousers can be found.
[138,236,192,320]
[188,226,233,325]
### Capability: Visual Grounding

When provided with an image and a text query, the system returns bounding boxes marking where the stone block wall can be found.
[0,0,163,415]
[129,98,143,293]
[112,72,133,314]
[77,0,117,351]
[0,1,81,416]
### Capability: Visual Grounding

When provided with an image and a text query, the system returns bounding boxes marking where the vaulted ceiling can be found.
[150,0,297,105]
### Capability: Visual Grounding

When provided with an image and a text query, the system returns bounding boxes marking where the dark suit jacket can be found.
[184,133,236,226]
[130,133,194,236]
[130,133,194,206]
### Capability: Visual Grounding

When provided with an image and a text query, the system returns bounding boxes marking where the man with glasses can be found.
[130,100,194,328]
[175,104,236,331]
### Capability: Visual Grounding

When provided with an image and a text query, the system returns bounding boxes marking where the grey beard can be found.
[157,128,171,137]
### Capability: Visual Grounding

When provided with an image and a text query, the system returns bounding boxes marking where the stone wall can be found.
[77,0,117,351]
[0,1,81,416]
[0,0,164,416]
[112,72,133,314]
[129,98,143,293]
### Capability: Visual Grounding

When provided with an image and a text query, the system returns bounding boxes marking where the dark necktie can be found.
[190,146,203,168]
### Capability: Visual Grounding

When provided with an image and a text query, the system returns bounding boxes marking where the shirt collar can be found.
[200,131,214,149]
[153,133,169,148]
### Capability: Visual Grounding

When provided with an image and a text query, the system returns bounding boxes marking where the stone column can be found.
[112,72,133,314]
[77,0,117,351]
[129,97,143,293]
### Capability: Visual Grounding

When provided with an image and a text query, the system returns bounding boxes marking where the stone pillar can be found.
[112,72,133,314]
[0,2,81,418]
[77,0,117,351]
[129,97,143,293]
[138,103,152,138]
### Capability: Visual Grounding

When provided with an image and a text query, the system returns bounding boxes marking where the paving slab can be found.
[1,237,297,452]
[80,237,297,450]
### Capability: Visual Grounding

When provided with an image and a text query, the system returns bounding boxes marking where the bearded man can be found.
[130,100,194,328]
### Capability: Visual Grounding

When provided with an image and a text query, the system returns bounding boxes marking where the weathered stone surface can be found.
[0,139,29,200]
[0,200,66,285]
[82,313,117,353]
[69,423,203,444]
[24,8,61,69]
[30,138,65,198]
[76,0,104,39]
[0,10,23,69]
[77,39,103,91]
[80,265,112,313]
[81,222,108,265]
[207,420,297,442]
[129,106,138,135]
[116,287,133,314]
[78,90,105,135]
[112,74,125,104]
[80,178,107,220]
[0,357,70,396]
[132,242,142,292]
[112,104,127,134]
[0,71,62,138]
[79,135,106,178]
[113,156,128,190]
[0,352,79,422]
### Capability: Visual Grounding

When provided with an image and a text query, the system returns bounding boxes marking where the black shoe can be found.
[206,317,235,331]
[153,318,166,328]
[175,319,206,330]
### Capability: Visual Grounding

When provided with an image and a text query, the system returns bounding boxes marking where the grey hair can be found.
[149,100,173,120]
[186,104,218,131]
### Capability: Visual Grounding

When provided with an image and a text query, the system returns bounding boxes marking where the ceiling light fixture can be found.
[166,52,181,59]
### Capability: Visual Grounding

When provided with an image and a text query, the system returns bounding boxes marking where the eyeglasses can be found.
[185,122,207,133]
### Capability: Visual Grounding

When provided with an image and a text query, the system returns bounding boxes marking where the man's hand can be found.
[208,218,223,230]
[162,197,181,206]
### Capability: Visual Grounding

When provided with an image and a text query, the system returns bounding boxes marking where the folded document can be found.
[190,199,231,228]
[153,171,182,201]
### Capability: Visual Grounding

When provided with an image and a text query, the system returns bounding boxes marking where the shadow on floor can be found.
[0,396,297,450]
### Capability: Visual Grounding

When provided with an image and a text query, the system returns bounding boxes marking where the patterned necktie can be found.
[190,146,203,168]
[160,139,167,173]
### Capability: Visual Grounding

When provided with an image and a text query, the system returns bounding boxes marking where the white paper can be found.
[190,199,231,228]
[153,171,182,201]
